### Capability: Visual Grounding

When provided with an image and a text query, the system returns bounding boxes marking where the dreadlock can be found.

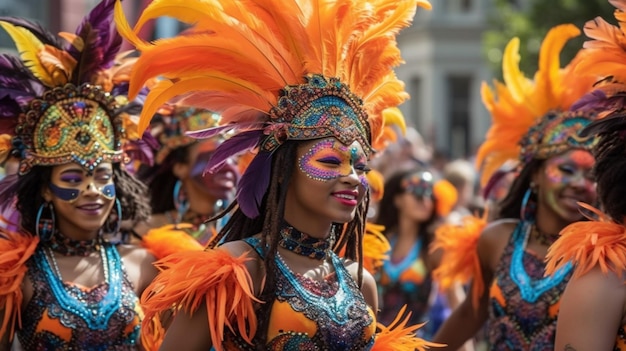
[206,140,368,347]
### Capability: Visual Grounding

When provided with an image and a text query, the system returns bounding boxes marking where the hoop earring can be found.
[520,188,536,222]
[103,198,123,236]
[173,180,189,224]
[36,202,55,241]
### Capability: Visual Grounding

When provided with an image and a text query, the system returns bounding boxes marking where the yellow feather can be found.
[58,32,83,51]
[501,37,531,103]
[114,0,149,50]
[134,0,223,34]
[0,21,53,86]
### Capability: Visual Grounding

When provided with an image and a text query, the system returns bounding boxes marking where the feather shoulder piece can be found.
[571,0,626,117]
[140,248,259,351]
[477,24,599,188]
[545,203,626,279]
[362,223,390,275]
[372,305,445,351]
[141,224,204,260]
[430,213,487,309]
[0,230,39,341]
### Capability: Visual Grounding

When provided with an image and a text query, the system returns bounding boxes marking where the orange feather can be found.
[372,305,445,351]
[140,249,259,351]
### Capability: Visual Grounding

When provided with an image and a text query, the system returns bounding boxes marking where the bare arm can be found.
[554,266,625,351]
[158,303,212,351]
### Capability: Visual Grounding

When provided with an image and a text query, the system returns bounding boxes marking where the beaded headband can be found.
[154,106,221,165]
[15,83,124,175]
[519,110,598,165]
[0,0,146,177]
[263,75,372,155]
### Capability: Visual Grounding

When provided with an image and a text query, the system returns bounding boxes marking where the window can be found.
[447,75,472,158]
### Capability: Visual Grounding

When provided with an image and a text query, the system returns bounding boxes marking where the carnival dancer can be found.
[115,0,443,349]
[134,105,239,244]
[430,23,600,350]
[545,1,626,349]
[0,1,158,349]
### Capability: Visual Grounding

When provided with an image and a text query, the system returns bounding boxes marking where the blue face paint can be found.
[48,182,116,202]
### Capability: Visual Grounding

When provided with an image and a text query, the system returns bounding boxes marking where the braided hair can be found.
[206,140,369,348]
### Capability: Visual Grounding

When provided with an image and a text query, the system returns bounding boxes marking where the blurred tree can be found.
[484,0,615,78]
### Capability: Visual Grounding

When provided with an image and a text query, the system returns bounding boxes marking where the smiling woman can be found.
[112,0,440,349]
[0,1,158,350]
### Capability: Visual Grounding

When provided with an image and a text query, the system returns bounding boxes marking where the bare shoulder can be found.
[477,219,518,272]
[218,239,265,295]
[116,244,158,293]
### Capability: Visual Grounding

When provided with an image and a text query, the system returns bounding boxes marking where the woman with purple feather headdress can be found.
[0,1,159,350]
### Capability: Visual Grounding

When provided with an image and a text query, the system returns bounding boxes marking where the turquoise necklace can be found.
[509,220,572,303]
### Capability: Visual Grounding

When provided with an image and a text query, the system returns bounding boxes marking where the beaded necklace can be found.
[35,243,123,330]
[509,220,572,303]
[48,231,100,257]
[278,223,331,260]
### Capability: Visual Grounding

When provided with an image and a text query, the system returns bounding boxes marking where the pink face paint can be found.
[298,139,369,187]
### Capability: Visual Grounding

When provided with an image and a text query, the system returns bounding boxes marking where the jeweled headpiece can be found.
[477,24,600,188]
[115,0,431,218]
[0,0,144,176]
[152,105,220,165]
[400,170,457,217]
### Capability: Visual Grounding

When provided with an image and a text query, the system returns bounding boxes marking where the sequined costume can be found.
[378,238,432,328]
[18,243,142,350]
[488,221,572,350]
[218,237,376,350]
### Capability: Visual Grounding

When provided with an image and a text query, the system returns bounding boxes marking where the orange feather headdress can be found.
[114,0,431,218]
[477,24,600,188]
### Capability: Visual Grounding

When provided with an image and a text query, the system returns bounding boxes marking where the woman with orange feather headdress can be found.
[545,1,626,350]
[114,0,442,350]
[428,23,602,350]
[0,0,160,349]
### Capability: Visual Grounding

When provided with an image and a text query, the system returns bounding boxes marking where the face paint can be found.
[298,139,369,186]
[544,150,594,188]
[49,167,116,202]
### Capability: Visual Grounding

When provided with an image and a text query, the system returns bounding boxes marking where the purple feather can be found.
[0,174,19,211]
[205,129,263,174]
[141,130,161,151]
[186,123,263,140]
[70,0,121,83]
[571,89,608,112]
[0,16,61,47]
[236,151,273,219]
[124,139,155,166]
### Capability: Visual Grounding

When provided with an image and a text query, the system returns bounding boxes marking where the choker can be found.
[278,224,330,260]
[47,231,101,257]
[532,225,560,246]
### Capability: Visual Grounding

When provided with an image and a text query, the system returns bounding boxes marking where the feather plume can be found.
[0,21,54,86]
[372,305,445,351]
[545,203,626,279]
[140,249,259,351]
[431,213,487,309]
[204,129,263,174]
[476,24,598,188]
[236,151,273,218]
[142,224,203,260]
[69,0,122,81]
[0,231,39,342]
[0,55,42,121]
[0,16,60,47]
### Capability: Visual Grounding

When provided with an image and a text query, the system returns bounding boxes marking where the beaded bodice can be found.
[487,221,572,350]
[222,237,376,350]
[19,243,142,350]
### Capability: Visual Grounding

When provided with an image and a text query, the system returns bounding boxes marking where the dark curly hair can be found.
[206,140,368,348]
[16,163,151,236]
[591,130,626,221]
[135,144,192,214]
